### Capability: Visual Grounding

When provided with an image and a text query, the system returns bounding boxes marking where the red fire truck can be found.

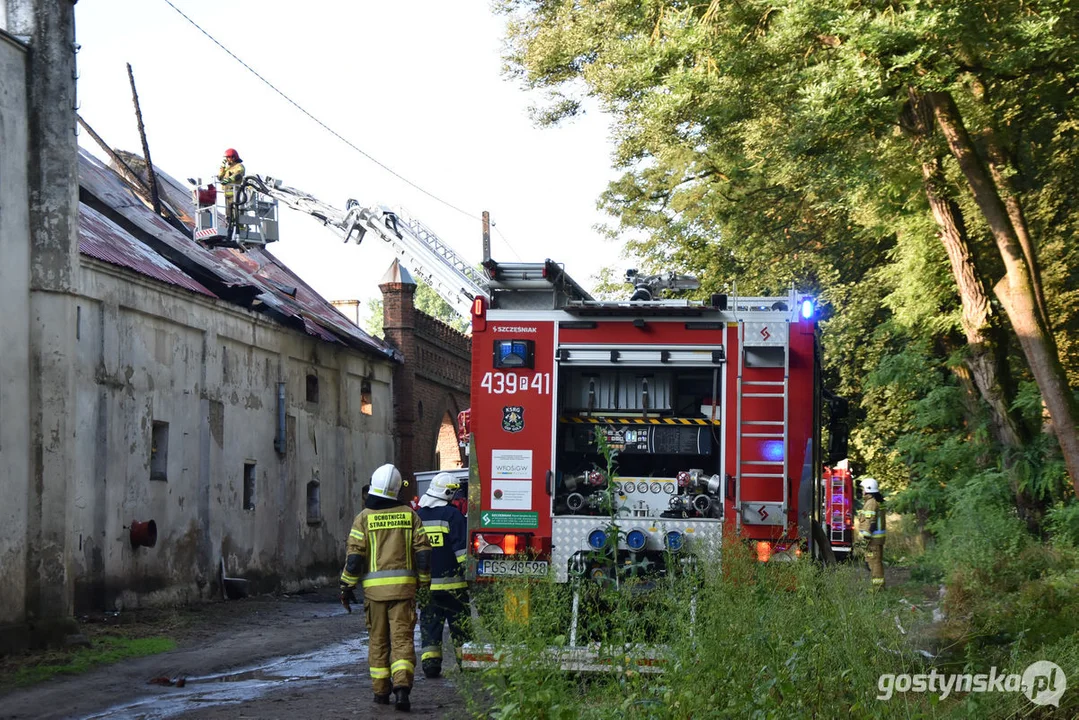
[465,262,829,578]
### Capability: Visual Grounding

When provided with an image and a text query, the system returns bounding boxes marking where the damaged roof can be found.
[79,203,216,297]
[77,149,400,362]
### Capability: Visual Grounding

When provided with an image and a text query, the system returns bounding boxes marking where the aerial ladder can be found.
[191,174,487,320]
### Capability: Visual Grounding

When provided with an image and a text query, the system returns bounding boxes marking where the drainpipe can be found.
[274,382,286,455]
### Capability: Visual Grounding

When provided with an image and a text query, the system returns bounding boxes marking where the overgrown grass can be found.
[915,482,1079,720]
[1,635,176,688]
[462,525,1078,719]
[885,513,930,567]
[463,543,946,719]
[461,430,1077,718]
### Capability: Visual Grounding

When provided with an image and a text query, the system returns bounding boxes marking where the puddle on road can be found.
[82,637,368,720]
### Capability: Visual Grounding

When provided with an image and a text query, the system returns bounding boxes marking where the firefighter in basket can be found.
[339,464,431,711]
[855,477,886,590]
[416,472,471,679]
[216,148,245,225]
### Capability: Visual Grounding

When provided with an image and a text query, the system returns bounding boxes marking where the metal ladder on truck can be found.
[240,175,487,320]
[828,470,847,546]
[822,466,852,556]
[733,296,792,531]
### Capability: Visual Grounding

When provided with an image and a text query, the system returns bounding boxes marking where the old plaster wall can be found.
[71,259,395,611]
[0,30,31,629]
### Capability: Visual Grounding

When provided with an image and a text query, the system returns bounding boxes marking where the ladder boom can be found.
[248,175,485,319]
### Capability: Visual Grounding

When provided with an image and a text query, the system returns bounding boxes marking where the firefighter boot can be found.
[422,658,442,679]
[394,687,411,712]
[373,693,391,705]
[867,538,886,590]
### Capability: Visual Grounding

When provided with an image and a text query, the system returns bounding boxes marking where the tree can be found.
[498,0,1079,501]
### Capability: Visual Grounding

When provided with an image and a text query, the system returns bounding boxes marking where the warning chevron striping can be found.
[560,417,720,426]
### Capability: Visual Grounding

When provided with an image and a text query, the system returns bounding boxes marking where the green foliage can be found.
[1047,500,1079,548]
[362,296,384,338]
[3,636,176,688]
[414,282,470,334]
[919,476,1079,664]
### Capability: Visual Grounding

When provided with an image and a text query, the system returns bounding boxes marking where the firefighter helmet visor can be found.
[419,472,460,508]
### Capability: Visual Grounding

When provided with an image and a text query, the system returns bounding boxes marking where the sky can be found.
[73,0,624,325]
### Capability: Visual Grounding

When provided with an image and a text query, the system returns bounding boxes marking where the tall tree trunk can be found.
[901,90,1026,450]
[983,132,1052,333]
[919,159,1025,449]
[928,91,1079,498]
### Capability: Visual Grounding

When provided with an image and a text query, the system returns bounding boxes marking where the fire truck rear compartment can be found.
[555,368,722,504]
[552,366,725,581]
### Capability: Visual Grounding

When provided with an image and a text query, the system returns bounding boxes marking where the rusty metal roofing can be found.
[77,149,398,361]
[78,151,253,289]
[79,204,216,297]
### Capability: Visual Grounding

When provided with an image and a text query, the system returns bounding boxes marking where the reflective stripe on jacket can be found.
[340,504,431,601]
[416,504,468,592]
[855,496,886,540]
[217,162,245,194]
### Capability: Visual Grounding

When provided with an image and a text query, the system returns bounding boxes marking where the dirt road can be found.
[0,589,469,720]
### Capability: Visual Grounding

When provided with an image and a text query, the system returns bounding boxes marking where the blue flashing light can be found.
[626,529,647,551]
[664,531,685,553]
[762,440,785,462]
[800,297,815,320]
[587,529,608,550]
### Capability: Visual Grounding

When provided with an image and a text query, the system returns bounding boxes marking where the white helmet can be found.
[369,464,404,500]
[419,472,461,509]
[860,477,879,494]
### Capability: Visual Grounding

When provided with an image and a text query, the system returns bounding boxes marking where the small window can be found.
[150,421,169,482]
[306,373,319,403]
[360,379,373,416]
[243,462,256,510]
[307,481,321,524]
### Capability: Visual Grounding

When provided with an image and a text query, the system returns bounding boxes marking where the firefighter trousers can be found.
[364,597,417,695]
[864,538,885,589]
[419,589,471,671]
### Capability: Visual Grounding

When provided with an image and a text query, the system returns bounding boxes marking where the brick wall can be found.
[380,274,470,493]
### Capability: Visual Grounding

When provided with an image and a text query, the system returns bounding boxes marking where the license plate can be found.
[477,560,549,577]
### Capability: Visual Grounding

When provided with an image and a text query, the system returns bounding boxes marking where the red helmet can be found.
[224,148,239,159]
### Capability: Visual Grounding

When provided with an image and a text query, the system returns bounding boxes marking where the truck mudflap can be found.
[460,642,667,674]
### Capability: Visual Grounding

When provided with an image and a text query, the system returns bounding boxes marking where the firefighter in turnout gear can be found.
[340,464,431,711]
[217,148,245,224]
[416,472,471,678]
[855,477,886,590]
